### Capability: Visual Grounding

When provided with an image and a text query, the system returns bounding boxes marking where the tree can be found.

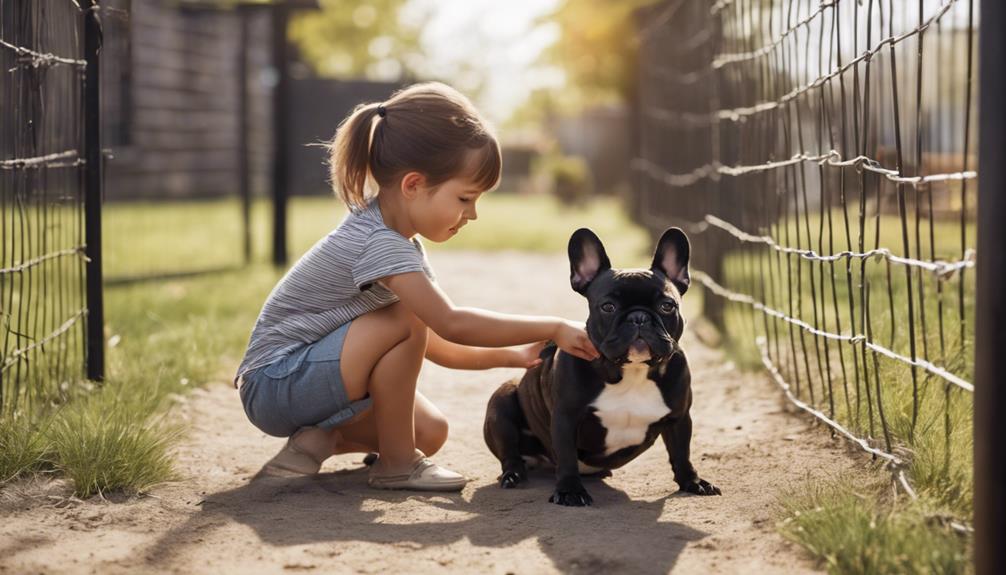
[512,0,660,123]
[287,0,429,80]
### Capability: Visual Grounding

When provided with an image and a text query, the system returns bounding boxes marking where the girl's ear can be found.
[400,171,426,199]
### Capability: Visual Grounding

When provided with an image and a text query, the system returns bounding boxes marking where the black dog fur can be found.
[483,227,721,506]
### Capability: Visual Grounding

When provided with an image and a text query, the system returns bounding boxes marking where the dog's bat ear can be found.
[651,227,690,295]
[569,228,611,295]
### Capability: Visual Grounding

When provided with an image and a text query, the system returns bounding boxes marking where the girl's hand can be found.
[508,340,549,369]
[554,320,600,362]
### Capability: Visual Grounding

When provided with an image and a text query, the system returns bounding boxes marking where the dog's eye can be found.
[660,301,677,314]
[600,302,616,313]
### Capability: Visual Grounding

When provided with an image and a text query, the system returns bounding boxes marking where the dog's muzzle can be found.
[626,338,652,363]
[601,331,676,366]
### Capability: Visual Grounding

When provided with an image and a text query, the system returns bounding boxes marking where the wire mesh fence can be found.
[633,0,978,502]
[1,0,92,416]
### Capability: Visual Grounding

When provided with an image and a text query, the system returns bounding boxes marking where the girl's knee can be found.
[384,303,427,344]
[417,413,449,455]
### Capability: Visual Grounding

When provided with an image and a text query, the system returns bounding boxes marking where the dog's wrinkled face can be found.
[569,227,691,368]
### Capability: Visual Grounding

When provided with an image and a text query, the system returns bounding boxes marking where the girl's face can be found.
[410,176,483,243]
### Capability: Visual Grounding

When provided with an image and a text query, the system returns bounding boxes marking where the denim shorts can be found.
[238,321,373,437]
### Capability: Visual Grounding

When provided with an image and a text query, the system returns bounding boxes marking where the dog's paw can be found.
[499,470,526,489]
[680,478,721,496]
[548,485,593,506]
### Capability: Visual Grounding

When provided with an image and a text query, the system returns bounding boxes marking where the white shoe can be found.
[368,453,468,492]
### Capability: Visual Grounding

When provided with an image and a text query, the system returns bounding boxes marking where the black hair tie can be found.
[376,104,387,118]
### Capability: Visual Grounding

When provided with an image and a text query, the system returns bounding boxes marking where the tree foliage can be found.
[287,0,428,80]
[505,0,662,128]
[538,0,661,109]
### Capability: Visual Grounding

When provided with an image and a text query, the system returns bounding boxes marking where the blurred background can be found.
[1,2,992,567]
[2,0,981,421]
[1,0,658,440]
[94,0,650,282]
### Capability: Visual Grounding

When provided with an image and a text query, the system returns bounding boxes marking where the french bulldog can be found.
[483,227,721,506]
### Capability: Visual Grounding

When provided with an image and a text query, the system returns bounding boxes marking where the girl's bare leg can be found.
[331,302,429,471]
[331,391,448,457]
[288,305,448,468]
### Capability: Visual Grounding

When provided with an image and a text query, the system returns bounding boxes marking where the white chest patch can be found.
[590,364,671,456]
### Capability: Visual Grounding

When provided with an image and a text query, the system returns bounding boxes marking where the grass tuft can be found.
[777,475,971,575]
[47,388,182,498]
[0,415,54,483]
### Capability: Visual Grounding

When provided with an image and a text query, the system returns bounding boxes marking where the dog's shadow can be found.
[143,462,706,573]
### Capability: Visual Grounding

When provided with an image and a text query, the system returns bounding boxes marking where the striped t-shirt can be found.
[235,199,435,382]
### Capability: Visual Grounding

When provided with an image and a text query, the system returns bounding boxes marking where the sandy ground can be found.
[0,251,858,574]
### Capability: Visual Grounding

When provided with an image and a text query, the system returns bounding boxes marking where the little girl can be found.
[236,82,599,492]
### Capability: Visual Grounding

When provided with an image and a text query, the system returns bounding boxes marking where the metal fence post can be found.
[239,4,252,265]
[975,0,1005,571]
[83,0,105,382]
[271,1,289,267]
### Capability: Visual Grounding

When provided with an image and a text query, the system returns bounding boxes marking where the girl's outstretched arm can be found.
[382,271,598,362]
[425,331,546,370]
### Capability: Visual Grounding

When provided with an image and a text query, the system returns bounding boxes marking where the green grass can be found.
[47,386,183,498]
[712,212,975,510]
[103,199,248,280]
[102,193,651,279]
[0,414,52,483]
[777,475,971,574]
[1,192,651,497]
[725,211,975,369]
[0,264,285,495]
[699,207,975,572]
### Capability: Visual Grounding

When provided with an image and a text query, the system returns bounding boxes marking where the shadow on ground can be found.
[143,462,707,574]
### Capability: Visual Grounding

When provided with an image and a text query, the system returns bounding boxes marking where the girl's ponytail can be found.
[329,102,382,211]
[327,82,502,211]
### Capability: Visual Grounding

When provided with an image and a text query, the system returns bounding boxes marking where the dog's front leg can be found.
[661,414,721,496]
[548,408,592,506]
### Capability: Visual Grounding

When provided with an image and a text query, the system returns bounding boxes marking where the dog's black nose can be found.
[627,311,650,326]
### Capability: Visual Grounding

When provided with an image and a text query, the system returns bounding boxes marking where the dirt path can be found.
[1,252,857,574]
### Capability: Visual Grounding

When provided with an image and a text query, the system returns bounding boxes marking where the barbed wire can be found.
[645,0,959,128]
[2,1,91,414]
[712,1,838,69]
[757,334,984,535]
[700,214,975,278]
[0,37,87,69]
[1,150,85,170]
[725,0,954,120]
[755,336,912,472]
[636,0,976,527]
[634,148,976,190]
[0,248,89,275]
[1,311,87,374]
[693,270,974,393]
